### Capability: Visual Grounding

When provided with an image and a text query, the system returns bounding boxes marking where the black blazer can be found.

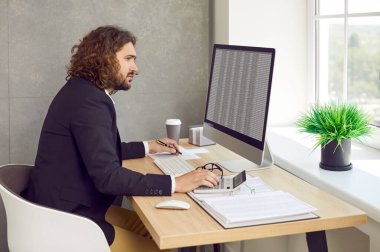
[26,77,171,244]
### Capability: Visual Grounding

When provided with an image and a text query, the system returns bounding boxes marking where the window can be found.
[313,0,380,126]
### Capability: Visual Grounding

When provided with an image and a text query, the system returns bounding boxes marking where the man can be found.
[25,25,219,251]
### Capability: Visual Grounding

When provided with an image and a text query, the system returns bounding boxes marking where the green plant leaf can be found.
[295,102,372,151]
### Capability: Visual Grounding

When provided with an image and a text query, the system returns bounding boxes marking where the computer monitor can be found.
[203,44,275,173]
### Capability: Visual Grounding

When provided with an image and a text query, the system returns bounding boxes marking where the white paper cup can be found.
[165,119,182,144]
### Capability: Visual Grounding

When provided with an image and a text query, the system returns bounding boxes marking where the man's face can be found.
[115,42,138,90]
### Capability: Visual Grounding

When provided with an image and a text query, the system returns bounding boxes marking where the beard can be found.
[113,72,133,91]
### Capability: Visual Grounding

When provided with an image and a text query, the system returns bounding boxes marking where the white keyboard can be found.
[153,156,194,176]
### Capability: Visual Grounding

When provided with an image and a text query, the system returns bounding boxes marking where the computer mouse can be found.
[155,200,190,210]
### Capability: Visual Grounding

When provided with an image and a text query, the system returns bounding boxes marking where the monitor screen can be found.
[203,44,275,172]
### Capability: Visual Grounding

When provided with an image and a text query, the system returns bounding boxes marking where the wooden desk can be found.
[123,140,367,250]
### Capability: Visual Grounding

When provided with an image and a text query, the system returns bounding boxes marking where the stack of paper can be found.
[189,176,318,228]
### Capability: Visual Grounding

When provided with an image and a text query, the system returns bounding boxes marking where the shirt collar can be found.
[104,89,115,104]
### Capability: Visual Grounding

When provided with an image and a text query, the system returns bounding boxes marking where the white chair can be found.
[0,164,110,252]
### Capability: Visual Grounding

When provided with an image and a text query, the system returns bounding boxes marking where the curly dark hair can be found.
[66,25,136,89]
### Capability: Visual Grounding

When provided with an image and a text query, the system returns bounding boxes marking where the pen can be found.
[156,139,182,155]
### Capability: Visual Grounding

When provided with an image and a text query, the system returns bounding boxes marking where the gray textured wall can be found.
[0,1,209,251]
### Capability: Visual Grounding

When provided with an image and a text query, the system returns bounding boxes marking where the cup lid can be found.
[165,119,182,125]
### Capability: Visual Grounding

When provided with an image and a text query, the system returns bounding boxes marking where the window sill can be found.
[267,127,380,223]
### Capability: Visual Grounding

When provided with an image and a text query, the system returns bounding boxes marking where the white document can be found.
[203,191,317,224]
[192,175,273,200]
[178,146,201,160]
[149,146,201,160]
[188,175,318,228]
[183,148,209,154]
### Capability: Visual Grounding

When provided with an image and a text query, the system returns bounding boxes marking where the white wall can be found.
[228,0,309,126]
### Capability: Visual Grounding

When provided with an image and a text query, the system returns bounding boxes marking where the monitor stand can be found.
[217,142,274,173]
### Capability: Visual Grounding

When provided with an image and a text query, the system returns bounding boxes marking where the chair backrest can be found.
[0,164,110,252]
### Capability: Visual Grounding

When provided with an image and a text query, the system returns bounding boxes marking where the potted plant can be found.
[296,102,372,171]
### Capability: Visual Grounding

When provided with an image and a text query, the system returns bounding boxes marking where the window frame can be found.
[308,0,380,150]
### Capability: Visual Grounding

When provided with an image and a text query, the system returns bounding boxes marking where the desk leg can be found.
[306,231,328,252]
[178,247,196,252]
[179,245,220,252]
[213,244,221,252]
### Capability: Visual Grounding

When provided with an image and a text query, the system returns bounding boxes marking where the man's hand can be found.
[148,138,180,154]
[174,169,220,193]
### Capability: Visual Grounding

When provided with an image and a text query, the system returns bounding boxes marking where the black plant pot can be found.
[319,139,353,171]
